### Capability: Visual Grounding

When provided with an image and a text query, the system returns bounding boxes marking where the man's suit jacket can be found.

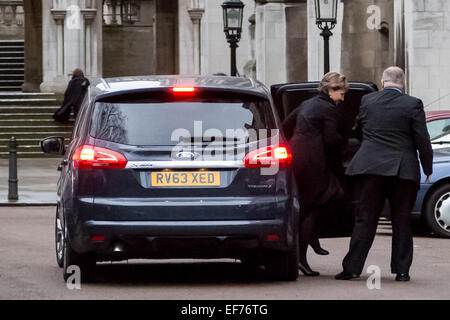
[345,88,433,185]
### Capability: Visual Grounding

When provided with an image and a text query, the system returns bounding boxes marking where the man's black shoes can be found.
[395,273,410,282]
[335,271,359,280]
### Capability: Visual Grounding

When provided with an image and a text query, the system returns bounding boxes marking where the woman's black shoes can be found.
[312,246,329,255]
[299,262,320,277]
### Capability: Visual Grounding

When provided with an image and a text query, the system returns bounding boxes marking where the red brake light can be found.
[172,87,196,93]
[73,145,128,169]
[244,144,292,168]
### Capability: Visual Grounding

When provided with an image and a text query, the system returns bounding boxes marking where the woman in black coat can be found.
[283,72,349,276]
[53,69,90,122]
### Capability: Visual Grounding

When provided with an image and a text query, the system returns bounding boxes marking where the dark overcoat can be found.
[283,92,344,213]
[53,76,90,122]
[346,89,433,185]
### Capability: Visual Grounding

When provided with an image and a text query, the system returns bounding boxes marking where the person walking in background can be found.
[283,72,349,276]
[53,69,90,123]
[335,66,433,282]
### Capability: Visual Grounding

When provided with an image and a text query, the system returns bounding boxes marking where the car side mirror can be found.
[41,137,65,155]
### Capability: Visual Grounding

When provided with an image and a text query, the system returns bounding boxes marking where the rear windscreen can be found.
[90,100,277,146]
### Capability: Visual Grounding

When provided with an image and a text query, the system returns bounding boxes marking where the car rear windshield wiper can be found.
[432,141,450,145]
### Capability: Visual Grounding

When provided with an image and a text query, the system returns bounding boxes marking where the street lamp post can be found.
[222,0,245,76]
[314,0,338,74]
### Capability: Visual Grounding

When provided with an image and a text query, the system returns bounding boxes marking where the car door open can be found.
[271,81,378,237]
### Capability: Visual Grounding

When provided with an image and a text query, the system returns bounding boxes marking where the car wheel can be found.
[424,184,450,238]
[55,205,64,268]
[263,233,299,281]
[62,218,96,283]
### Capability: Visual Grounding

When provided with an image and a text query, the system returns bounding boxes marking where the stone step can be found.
[0,46,24,52]
[0,132,73,139]
[0,125,73,133]
[0,51,24,58]
[0,86,23,91]
[0,137,55,144]
[0,99,60,106]
[0,57,25,63]
[0,80,24,86]
[0,144,69,152]
[0,74,24,80]
[0,40,24,45]
[0,62,24,69]
[0,151,62,158]
[0,92,59,99]
[0,113,60,120]
[0,106,60,113]
[0,118,75,126]
[0,68,24,74]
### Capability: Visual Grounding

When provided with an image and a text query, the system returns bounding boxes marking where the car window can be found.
[427,118,450,140]
[90,100,277,146]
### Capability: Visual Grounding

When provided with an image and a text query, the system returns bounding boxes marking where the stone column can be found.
[50,8,65,77]
[254,0,309,86]
[255,2,287,86]
[187,2,204,75]
[41,0,102,93]
[154,0,178,75]
[82,9,97,76]
[22,0,43,92]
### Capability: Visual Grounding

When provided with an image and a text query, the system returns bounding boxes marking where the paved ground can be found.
[0,158,61,205]
[0,206,449,300]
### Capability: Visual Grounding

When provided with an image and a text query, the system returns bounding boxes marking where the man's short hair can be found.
[382,67,405,88]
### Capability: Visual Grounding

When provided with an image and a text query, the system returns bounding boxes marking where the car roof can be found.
[426,110,450,122]
[89,75,268,100]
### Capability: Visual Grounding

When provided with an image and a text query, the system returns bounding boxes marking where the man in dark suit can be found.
[335,67,433,282]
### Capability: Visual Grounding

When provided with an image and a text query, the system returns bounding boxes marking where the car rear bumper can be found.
[70,218,295,260]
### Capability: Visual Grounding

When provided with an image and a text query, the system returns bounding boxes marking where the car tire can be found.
[62,218,96,283]
[263,233,299,281]
[55,205,64,268]
[424,184,450,238]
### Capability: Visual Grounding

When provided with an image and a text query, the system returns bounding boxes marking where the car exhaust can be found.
[112,241,125,253]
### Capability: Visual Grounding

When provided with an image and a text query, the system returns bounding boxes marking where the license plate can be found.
[151,171,221,187]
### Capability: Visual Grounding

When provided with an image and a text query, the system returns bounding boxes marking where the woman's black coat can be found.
[53,76,90,122]
[283,92,344,213]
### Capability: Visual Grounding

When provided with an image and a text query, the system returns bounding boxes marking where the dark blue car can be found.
[41,76,301,282]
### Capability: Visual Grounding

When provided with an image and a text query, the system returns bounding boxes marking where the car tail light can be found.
[244,144,292,168]
[73,145,128,169]
[171,87,196,93]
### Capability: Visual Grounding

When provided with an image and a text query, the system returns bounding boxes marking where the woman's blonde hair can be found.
[318,72,349,94]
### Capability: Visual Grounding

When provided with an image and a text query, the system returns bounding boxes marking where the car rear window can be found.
[90,100,277,146]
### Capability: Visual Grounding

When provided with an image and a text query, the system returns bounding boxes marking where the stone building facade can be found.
[0,0,448,110]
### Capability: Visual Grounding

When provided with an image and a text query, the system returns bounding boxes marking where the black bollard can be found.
[8,136,18,201]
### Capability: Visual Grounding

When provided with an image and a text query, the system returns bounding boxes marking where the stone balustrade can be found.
[0,0,24,26]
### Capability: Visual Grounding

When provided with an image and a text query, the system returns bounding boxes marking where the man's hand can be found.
[425,176,432,184]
